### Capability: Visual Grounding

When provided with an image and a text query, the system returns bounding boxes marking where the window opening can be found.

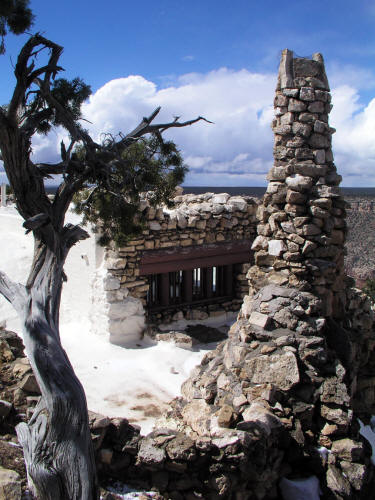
[169,270,183,304]
[147,264,235,311]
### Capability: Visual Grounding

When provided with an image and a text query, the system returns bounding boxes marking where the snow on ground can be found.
[0,204,218,434]
[359,417,375,465]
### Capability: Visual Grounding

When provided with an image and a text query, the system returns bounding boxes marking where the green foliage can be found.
[0,0,34,54]
[363,278,375,303]
[73,136,187,246]
[27,77,92,134]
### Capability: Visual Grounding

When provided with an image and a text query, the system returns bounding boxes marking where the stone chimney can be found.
[249,49,346,318]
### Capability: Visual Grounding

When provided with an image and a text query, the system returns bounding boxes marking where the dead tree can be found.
[0,34,208,500]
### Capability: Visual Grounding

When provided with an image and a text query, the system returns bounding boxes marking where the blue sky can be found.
[1,0,375,186]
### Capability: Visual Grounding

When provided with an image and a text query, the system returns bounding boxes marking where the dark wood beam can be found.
[139,239,254,275]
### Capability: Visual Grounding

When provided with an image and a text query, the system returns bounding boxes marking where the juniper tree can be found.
[73,136,187,246]
[0,34,208,500]
[0,0,34,53]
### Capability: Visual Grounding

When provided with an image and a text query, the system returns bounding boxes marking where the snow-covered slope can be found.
[0,205,211,434]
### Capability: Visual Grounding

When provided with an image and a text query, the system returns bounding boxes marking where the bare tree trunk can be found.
[11,244,98,499]
[0,33,207,499]
[0,107,99,499]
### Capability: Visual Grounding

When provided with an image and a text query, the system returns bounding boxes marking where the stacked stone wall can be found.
[94,193,258,345]
[2,50,375,500]
[165,51,375,499]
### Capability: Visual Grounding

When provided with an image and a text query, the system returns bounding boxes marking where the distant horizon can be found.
[37,185,375,198]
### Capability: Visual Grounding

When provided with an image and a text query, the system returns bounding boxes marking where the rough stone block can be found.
[308,101,325,113]
[103,275,121,291]
[280,112,294,124]
[309,133,330,149]
[282,88,299,97]
[0,467,21,500]
[249,311,271,329]
[286,174,313,192]
[313,149,326,164]
[292,122,311,137]
[295,148,314,160]
[243,351,300,391]
[294,161,327,177]
[288,99,307,112]
[299,87,315,101]
[268,239,287,256]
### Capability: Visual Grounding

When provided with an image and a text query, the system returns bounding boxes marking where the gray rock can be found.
[308,101,325,113]
[103,275,120,291]
[288,99,307,112]
[299,87,315,101]
[286,174,313,192]
[249,311,271,329]
[211,193,230,204]
[19,373,40,394]
[294,162,327,178]
[309,132,329,148]
[268,239,287,256]
[166,434,196,461]
[240,401,283,436]
[292,122,311,137]
[0,400,12,418]
[321,378,350,406]
[340,461,366,491]
[326,464,351,497]
[138,437,166,467]
[0,467,21,500]
[243,351,300,391]
[182,400,212,436]
[331,438,364,462]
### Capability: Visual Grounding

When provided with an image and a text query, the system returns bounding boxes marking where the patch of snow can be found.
[316,446,330,462]
[158,311,237,332]
[0,205,212,434]
[279,476,321,500]
[103,481,159,499]
[359,418,375,465]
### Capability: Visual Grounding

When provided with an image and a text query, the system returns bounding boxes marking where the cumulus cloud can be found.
[330,81,375,185]
[7,63,375,188]
[78,67,275,186]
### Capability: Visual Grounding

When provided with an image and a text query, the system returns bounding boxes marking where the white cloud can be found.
[78,67,275,186]
[330,82,375,184]
[8,63,375,188]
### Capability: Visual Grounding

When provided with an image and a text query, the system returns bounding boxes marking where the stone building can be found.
[2,49,375,500]
[76,50,375,499]
[92,191,259,345]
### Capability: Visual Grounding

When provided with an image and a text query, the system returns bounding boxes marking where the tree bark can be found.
[0,124,98,498]
[0,33,209,499]
[2,240,98,499]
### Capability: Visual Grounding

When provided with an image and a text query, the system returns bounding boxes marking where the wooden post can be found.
[206,267,213,298]
[160,273,170,306]
[225,264,234,296]
[183,270,193,302]
[1,183,6,207]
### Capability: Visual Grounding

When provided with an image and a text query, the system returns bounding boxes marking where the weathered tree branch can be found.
[0,33,209,499]
[8,34,63,124]
[114,107,213,153]
[0,270,27,314]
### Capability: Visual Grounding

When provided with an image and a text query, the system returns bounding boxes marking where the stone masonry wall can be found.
[2,50,375,500]
[92,192,258,345]
[166,51,375,499]
[249,49,347,319]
